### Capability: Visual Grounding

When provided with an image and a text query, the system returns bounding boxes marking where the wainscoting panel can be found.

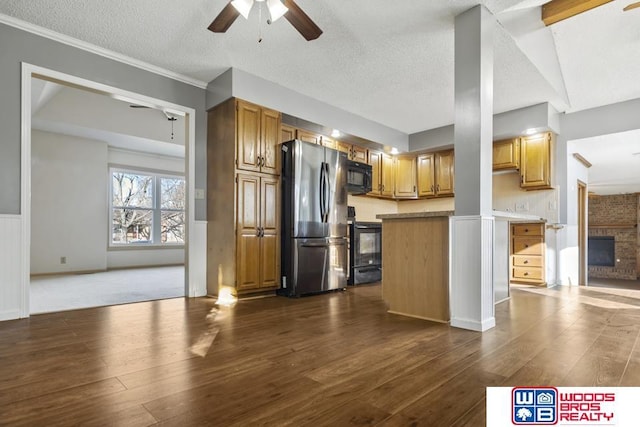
[0,215,23,321]
[449,215,495,332]
[188,220,208,297]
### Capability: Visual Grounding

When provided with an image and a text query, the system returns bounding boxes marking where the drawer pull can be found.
[523,260,529,264]
[525,228,529,232]
[524,272,529,276]
[524,244,529,248]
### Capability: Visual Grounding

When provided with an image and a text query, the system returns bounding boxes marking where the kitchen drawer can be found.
[513,255,542,267]
[512,223,544,236]
[512,266,543,281]
[512,237,544,255]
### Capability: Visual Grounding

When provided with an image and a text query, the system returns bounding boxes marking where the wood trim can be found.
[589,224,637,229]
[572,153,592,168]
[542,0,614,26]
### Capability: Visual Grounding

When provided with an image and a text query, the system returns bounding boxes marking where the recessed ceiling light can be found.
[524,128,537,135]
[331,129,340,138]
[390,147,399,155]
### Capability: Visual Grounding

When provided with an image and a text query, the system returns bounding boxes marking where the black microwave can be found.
[345,159,372,194]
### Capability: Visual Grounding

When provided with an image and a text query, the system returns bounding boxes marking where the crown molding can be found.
[0,13,208,89]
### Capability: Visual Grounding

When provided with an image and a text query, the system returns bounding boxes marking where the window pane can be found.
[161,211,185,243]
[112,209,153,244]
[112,173,153,208]
[161,177,185,210]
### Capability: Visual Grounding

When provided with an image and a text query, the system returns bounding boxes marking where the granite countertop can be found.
[376,210,454,220]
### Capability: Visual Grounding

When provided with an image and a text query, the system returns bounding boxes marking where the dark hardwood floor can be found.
[1,283,639,426]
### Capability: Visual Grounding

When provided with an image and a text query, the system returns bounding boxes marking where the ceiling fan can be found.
[624,1,640,11]
[208,0,322,41]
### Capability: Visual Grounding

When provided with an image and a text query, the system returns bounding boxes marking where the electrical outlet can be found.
[548,200,557,211]
[60,256,67,264]
[515,202,529,212]
[195,188,205,200]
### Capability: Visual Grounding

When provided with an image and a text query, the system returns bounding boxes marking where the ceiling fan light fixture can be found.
[231,0,254,19]
[266,0,288,22]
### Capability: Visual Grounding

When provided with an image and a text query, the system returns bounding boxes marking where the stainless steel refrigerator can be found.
[280,139,348,296]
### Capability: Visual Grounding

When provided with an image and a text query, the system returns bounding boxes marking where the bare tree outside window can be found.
[161,177,185,243]
[111,170,185,245]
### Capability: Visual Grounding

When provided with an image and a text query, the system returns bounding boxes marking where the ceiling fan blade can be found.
[282,0,322,41]
[208,2,241,33]
[624,1,640,11]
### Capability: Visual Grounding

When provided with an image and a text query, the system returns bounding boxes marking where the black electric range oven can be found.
[348,221,382,285]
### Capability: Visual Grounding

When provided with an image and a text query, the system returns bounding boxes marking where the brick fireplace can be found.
[588,194,640,280]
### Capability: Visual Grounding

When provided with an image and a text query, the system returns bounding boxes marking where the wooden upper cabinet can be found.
[236,99,281,176]
[336,141,368,163]
[493,137,520,171]
[394,156,417,199]
[261,108,281,175]
[435,150,454,196]
[417,153,436,197]
[297,129,322,145]
[321,136,336,149]
[368,150,382,196]
[381,153,395,198]
[351,145,368,163]
[281,124,296,144]
[336,141,351,154]
[236,100,261,173]
[520,133,552,189]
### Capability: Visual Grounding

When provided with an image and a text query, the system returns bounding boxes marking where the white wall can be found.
[397,198,455,213]
[556,144,589,286]
[347,195,397,222]
[30,130,185,275]
[492,172,559,222]
[492,171,560,285]
[31,130,108,274]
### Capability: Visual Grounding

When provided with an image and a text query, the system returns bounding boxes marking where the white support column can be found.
[450,5,496,331]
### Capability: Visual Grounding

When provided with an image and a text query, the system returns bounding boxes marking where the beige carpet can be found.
[30,266,185,314]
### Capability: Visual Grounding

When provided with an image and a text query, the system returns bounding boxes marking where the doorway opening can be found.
[21,63,201,316]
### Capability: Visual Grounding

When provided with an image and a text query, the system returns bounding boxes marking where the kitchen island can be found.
[376,211,453,323]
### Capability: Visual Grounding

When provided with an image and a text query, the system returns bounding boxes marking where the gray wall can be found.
[409,103,557,152]
[206,68,409,151]
[0,23,207,219]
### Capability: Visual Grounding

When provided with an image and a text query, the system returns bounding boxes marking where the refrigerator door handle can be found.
[323,162,330,222]
[319,163,326,221]
[301,242,330,248]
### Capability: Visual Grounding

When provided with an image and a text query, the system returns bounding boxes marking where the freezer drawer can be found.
[281,237,347,296]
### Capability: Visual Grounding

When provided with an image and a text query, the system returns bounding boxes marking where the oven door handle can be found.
[355,225,381,229]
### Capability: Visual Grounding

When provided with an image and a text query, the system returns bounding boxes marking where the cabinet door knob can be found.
[524,272,529,276]
[525,228,529,232]
[256,155,261,166]
[524,244,529,248]
[256,228,260,237]
[431,185,434,192]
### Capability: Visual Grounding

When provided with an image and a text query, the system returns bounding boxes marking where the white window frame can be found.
[109,167,185,249]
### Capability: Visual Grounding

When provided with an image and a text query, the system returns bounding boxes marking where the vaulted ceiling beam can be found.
[542,0,613,26]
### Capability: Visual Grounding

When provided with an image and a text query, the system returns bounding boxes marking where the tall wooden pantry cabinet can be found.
[207,98,282,296]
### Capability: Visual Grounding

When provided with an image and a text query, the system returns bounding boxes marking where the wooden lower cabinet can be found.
[236,174,280,292]
[510,222,545,285]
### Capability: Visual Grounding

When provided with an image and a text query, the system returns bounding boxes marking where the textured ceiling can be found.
[2,0,640,193]
[570,129,640,195]
[0,0,573,134]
